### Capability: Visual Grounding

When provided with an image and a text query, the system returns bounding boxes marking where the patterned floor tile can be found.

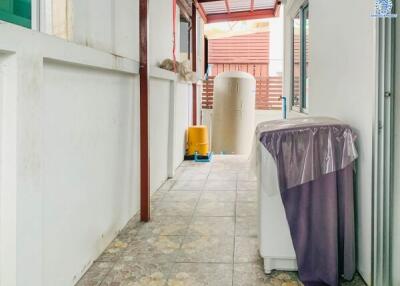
[158,180,176,191]
[200,191,236,202]
[237,191,258,202]
[96,237,132,262]
[152,201,197,217]
[237,180,257,191]
[76,262,113,286]
[171,180,206,191]
[167,263,233,286]
[238,172,257,182]
[195,201,235,217]
[162,191,201,203]
[80,155,367,286]
[123,235,183,262]
[177,235,234,263]
[151,190,168,202]
[118,215,141,239]
[178,170,209,180]
[188,216,235,236]
[208,171,238,181]
[234,236,261,263]
[101,261,172,286]
[173,166,186,175]
[233,264,302,286]
[136,216,191,238]
[204,180,237,191]
[236,216,258,237]
[184,165,212,173]
[236,202,257,217]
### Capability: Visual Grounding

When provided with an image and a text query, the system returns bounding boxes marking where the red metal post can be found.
[139,0,150,222]
[192,3,197,125]
[193,0,208,23]
[274,0,281,16]
[206,9,275,23]
[224,0,230,13]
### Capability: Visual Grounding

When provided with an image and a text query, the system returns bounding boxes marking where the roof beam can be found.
[197,0,224,2]
[193,0,208,23]
[206,8,275,23]
[224,0,230,13]
[274,0,281,16]
[177,0,192,21]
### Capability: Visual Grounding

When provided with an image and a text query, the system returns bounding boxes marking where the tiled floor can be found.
[77,155,366,286]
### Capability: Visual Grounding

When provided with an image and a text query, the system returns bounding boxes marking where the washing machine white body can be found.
[257,142,298,274]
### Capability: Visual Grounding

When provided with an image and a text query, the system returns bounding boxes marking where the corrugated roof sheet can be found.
[200,0,276,15]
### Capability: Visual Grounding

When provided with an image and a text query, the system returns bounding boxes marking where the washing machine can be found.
[257,141,298,274]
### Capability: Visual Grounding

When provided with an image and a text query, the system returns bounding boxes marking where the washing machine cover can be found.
[256,117,358,286]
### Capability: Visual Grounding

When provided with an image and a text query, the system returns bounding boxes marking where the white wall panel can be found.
[42,61,139,286]
[149,0,173,66]
[149,78,170,192]
[0,0,190,283]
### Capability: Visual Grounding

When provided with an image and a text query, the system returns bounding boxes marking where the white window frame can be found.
[289,1,309,114]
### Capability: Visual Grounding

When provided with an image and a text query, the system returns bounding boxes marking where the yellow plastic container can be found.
[187,125,209,156]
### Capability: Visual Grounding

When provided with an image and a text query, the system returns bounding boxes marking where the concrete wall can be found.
[43,0,140,61]
[284,1,376,284]
[0,24,139,286]
[0,1,193,285]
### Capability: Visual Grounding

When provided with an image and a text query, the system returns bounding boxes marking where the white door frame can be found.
[372,5,396,285]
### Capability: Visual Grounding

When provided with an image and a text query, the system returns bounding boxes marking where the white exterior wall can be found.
[269,6,284,76]
[284,1,376,284]
[60,0,140,61]
[0,1,193,285]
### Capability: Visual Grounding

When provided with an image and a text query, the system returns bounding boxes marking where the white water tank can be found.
[211,71,256,154]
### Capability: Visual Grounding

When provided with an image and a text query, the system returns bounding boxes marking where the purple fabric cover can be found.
[281,166,355,286]
[258,117,357,286]
[256,117,358,189]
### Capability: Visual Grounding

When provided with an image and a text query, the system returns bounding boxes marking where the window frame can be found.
[291,2,309,113]
[0,0,41,30]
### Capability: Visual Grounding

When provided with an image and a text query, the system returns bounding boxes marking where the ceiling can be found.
[195,0,281,23]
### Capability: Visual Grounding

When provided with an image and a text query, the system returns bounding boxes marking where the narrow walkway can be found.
[77,156,366,286]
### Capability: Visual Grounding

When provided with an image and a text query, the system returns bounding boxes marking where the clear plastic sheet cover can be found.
[256,117,358,190]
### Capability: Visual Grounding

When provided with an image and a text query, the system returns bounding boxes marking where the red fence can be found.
[202,76,283,110]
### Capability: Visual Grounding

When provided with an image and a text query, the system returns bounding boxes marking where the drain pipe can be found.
[282,96,287,119]
[192,2,198,125]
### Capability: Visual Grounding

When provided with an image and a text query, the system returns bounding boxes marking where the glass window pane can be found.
[292,13,301,108]
[0,0,31,28]
[180,18,191,61]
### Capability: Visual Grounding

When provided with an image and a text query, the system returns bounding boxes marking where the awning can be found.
[195,0,281,23]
